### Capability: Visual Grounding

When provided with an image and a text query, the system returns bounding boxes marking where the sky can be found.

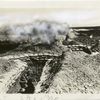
[0,0,100,27]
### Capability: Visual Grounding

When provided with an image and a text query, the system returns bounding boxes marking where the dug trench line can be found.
[0,52,63,93]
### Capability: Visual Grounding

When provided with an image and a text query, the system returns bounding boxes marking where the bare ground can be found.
[47,51,100,93]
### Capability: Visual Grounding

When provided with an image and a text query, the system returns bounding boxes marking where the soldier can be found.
[24,79,35,93]
[19,75,28,93]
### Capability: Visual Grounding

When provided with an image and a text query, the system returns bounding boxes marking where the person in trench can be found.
[19,71,35,93]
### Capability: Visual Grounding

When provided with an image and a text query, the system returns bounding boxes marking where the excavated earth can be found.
[47,51,100,93]
[0,43,63,93]
[1,41,100,93]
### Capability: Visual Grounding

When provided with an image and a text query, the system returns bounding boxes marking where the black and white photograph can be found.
[0,0,100,99]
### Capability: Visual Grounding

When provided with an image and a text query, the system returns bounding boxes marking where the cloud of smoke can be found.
[0,20,70,45]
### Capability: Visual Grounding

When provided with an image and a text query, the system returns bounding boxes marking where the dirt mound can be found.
[47,51,100,93]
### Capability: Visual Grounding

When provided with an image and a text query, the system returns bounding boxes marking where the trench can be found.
[7,54,63,93]
[7,58,46,93]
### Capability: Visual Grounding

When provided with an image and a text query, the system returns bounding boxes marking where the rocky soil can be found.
[47,50,100,93]
[1,43,100,93]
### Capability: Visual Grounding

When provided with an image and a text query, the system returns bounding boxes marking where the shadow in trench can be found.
[19,79,35,94]
[18,59,47,94]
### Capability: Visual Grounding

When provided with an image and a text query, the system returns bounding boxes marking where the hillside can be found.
[0,21,100,93]
[47,51,100,93]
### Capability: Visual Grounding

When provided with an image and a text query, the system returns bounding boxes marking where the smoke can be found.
[0,20,70,45]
